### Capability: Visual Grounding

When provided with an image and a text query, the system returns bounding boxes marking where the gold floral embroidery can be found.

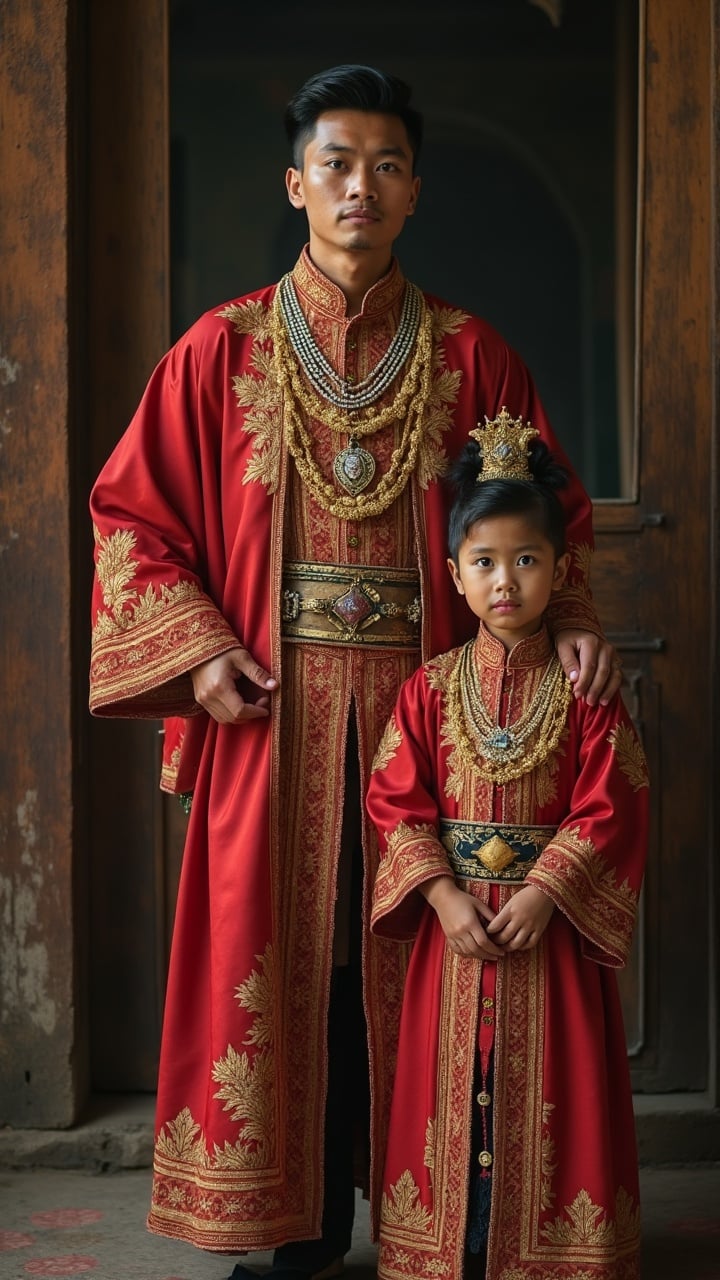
[431,305,469,341]
[545,827,637,908]
[425,648,458,693]
[416,361,462,490]
[608,723,649,791]
[381,1169,433,1232]
[232,342,283,494]
[211,945,276,1169]
[386,820,438,859]
[155,1107,208,1165]
[540,1102,557,1211]
[499,1272,597,1280]
[372,713,403,773]
[534,726,568,808]
[540,1185,640,1249]
[570,541,594,594]
[235,943,274,1048]
[94,526,139,612]
[424,1116,436,1175]
[216,298,272,342]
[614,1186,643,1248]
[92,525,203,642]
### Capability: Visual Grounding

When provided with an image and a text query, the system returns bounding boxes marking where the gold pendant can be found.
[333,438,375,496]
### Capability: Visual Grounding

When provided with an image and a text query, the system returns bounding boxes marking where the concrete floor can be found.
[1,1166,719,1279]
[0,1097,718,1278]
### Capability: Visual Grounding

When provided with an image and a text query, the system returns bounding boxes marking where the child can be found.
[367,411,648,1280]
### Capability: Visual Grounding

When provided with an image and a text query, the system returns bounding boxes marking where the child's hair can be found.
[447,439,569,564]
[284,65,423,170]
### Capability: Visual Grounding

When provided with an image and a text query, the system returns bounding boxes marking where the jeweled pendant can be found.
[333,438,376,496]
[480,727,523,763]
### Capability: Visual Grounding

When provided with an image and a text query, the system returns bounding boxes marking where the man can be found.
[89,65,619,1280]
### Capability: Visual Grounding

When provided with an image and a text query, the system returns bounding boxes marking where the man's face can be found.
[285,110,420,260]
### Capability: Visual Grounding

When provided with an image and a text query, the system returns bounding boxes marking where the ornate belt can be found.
[281,560,421,648]
[439,819,556,883]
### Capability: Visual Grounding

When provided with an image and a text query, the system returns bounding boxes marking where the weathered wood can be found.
[597,0,714,1090]
[0,0,83,1126]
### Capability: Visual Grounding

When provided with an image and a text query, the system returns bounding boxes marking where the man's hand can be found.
[420,876,505,960]
[485,885,554,952]
[190,647,278,724]
[555,628,622,706]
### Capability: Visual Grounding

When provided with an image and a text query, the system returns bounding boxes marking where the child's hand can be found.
[485,884,554,951]
[420,877,505,959]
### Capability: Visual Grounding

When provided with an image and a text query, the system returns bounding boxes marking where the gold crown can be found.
[469,407,540,482]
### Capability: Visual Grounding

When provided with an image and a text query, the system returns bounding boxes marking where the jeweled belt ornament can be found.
[281,560,421,648]
[440,819,556,882]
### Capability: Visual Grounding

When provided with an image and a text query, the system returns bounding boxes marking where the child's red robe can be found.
[368,624,648,1280]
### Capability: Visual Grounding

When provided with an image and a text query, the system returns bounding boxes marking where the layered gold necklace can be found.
[446,640,572,784]
[270,274,435,520]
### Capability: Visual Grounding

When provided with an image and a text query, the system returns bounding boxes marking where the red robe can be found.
[367,624,648,1280]
[89,248,602,1253]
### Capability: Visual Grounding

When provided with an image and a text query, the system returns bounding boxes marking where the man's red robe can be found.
[89,249,601,1253]
[367,624,648,1280]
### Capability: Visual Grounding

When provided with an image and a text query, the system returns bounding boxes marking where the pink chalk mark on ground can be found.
[0,1230,35,1250]
[24,1259,98,1275]
[30,1210,104,1229]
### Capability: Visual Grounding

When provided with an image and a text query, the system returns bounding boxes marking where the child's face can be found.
[447,513,570,649]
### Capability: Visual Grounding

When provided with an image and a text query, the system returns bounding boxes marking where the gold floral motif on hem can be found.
[154,945,277,1178]
[381,1169,434,1233]
[540,1186,640,1251]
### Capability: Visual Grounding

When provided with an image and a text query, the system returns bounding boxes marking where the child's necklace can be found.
[447,640,572,784]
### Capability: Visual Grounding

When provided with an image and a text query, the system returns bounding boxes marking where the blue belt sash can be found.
[439,819,556,883]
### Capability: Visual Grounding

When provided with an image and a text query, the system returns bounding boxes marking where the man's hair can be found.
[447,440,569,564]
[284,64,423,170]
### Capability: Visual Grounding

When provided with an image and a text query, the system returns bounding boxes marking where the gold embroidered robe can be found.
[367,625,649,1280]
[89,248,602,1253]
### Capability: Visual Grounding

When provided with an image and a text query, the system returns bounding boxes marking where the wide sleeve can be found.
[367,665,455,942]
[526,693,649,967]
[89,329,240,719]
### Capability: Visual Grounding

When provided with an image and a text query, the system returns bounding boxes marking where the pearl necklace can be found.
[270,284,436,516]
[277,273,423,412]
[446,641,572,784]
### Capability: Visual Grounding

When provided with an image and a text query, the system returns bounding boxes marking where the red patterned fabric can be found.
[89,249,602,1254]
[367,624,648,1279]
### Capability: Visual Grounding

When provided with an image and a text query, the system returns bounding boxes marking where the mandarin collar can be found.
[475,622,553,672]
[291,244,406,320]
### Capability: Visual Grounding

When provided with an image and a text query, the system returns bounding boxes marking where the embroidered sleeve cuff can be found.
[526,829,638,968]
[90,591,241,719]
[371,826,452,942]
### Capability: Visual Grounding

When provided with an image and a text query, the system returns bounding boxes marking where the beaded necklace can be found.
[446,640,572,784]
[270,281,436,517]
[277,274,423,413]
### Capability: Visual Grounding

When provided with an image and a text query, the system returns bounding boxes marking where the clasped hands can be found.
[421,876,555,961]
